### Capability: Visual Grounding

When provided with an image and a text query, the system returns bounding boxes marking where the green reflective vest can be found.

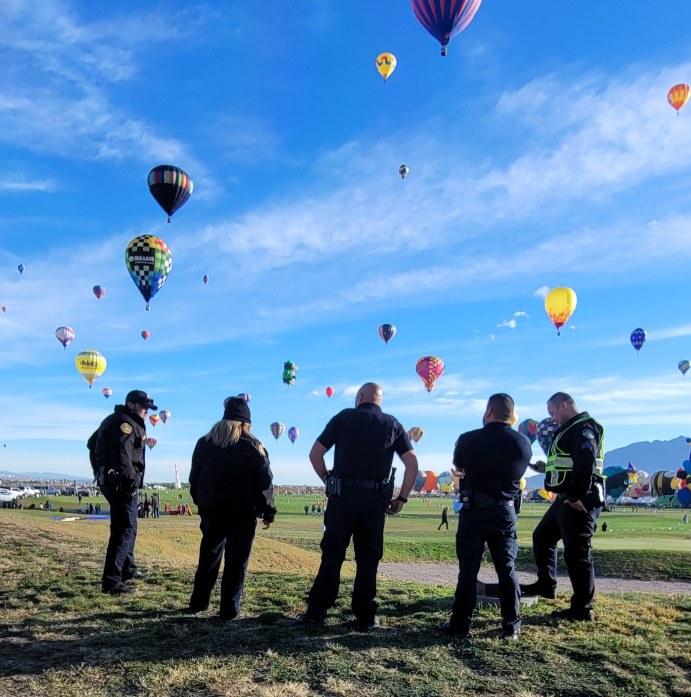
[545,414,604,490]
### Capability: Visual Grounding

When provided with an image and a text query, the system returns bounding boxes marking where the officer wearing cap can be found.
[296,382,418,629]
[440,393,532,640]
[188,396,276,620]
[87,390,156,594]
[521,392,605,622]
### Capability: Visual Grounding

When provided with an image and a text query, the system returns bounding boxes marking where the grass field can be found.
[1,494,690,696]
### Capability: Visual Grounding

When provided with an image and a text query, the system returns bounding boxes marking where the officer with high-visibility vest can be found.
[521,392,605,621]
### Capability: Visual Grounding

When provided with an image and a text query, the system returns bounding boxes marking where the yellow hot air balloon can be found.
[75,350,107,388]
[544,287,577,335]
[375,52,397,81]
[509,411,519,427]
[668,84,690,114]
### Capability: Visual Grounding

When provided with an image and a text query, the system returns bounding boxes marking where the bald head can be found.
[356,382,383,406]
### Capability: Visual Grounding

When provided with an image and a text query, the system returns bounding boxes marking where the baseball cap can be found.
[125,390,158,410]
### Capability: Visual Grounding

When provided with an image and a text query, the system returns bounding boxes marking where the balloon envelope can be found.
[411,0,483,56]
[17,264,24,275]
[679,360,690,376]
[125,235,173,310]
[75,350,106,388]
[237,393,252,403]
[149,415,160,426]
[55,326,75,349]
[203,274,209,285]
[421,470,438,492]
[146,437,157,450]
[159,409,171,424]
[668,84,690,113]
[630,328,647,352]
[378,324,396,345]
[141,330,150,340]
[270,422,285,440]
[93,285,105,300]
[536,418,559,455]
[325,386,334,398]
[147,165,193,221]
[544,287,577,334]
[288,426,300,444]
[399,164,410,179]
[375,52,397,81]
[437,471,454,491]
[102,387,113,399]
[518,419,538,444]
[416,355,444,392]
[407,426,424,443]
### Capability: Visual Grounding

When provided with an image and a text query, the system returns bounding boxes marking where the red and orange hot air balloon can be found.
[416,356,444,392]
[668,84,690,114]
[149,414,160,427]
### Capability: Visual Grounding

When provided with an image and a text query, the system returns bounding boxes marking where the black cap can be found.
[223,396,251,423]
[125,390,158,411]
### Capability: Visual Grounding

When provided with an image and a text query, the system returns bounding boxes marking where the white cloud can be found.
[534,286,550,299]
[497,319,518,329]
[514,311,529,318]
[0,178,56,192]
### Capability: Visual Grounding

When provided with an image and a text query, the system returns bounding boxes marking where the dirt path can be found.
[379,562,691,594]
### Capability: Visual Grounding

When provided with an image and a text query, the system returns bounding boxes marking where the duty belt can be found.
[473,492,514,509]
[340,477,383,491]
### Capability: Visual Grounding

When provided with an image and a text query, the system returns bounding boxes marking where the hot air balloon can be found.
[1,306,7,313]
[102,387,113,399]
[518,419,538,444]
[536,418,559,456]
[630,328,647,353]
[270,422,285,441]
[544,287,577,335]
[325,386,334,398]
[159,409,171,424]
[413,470,427,492]
[399,164,410,180]
[437,471,454,492]
[146,437,157,450]
[679,360,690,376]
[411,0,483,56]
[282,360,298,386]
[237,393,252,403]
[93,285,105,301]
[408,426,424,443]
[668,84,690,114]
[141,330,150,340]
[149,414,160,427]
[75,350,106,388]
[375,52,397,81]
[378,323,396,345]
[17,264,24,275]
[147,165,193,222]
[421,470,438,492]
[416,355,444,392]
[288,426,300,445]
[203,274,209,285]
[125,235,173,310]
[55,326,75,350]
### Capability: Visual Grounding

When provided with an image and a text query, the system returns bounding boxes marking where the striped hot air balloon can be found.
[668,84,690,114]
[411,0,483,56]
[147,165,193,222]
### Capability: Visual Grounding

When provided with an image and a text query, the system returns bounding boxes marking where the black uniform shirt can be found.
[317,403,413,481]
[453,422,532,500]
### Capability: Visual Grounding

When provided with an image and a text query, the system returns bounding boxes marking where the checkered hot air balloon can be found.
[416,356,444,392]
[125,235,173,311]
[147,165,193,222]
[411,0,483,56]
[536,418,559,456]
[630,328,647,353]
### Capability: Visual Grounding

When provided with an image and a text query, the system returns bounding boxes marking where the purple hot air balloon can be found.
[411,0,483,56]
[287,426,300,445]
[630,328,647,353]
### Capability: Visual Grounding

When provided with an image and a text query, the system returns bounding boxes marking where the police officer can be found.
[296,382,418,629]
[441,393,532,640]
[88,390,156,595]
[521,392,605,621]
[188,397,276,620]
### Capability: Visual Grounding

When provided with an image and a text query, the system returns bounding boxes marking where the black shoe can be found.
[438,621,470,640]
[294,612,325,627]
[551,608,593,622]
[520,582,556,599]
[220,611,242,621]
[102,584,135,595]
[124,569,150,583]
[188,604,209,614]
[353,616,380,631]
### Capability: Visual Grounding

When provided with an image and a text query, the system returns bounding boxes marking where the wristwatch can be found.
[396,495,408,503]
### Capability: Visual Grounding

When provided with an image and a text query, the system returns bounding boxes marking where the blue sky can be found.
[3,1,691,485]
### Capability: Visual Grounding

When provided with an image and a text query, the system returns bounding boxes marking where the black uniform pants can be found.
[101,483,138,589]
[190,513,257,618]
[450,504,520,634]
[532,498,602,612]
[307,487,387,623]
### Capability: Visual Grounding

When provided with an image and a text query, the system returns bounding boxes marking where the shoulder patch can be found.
[120,423,133,435]
[582,429,595,440]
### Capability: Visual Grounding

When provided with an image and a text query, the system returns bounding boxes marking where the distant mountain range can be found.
[0,471,93,482]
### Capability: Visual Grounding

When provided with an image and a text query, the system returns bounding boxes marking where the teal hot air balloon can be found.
[282,361,298,386]
[125,235,173,310]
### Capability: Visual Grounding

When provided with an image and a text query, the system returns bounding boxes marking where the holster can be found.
[325,471,342,498]
[382,466,396,502]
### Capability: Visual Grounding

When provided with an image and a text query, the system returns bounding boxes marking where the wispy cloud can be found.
[0,179,56,192]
